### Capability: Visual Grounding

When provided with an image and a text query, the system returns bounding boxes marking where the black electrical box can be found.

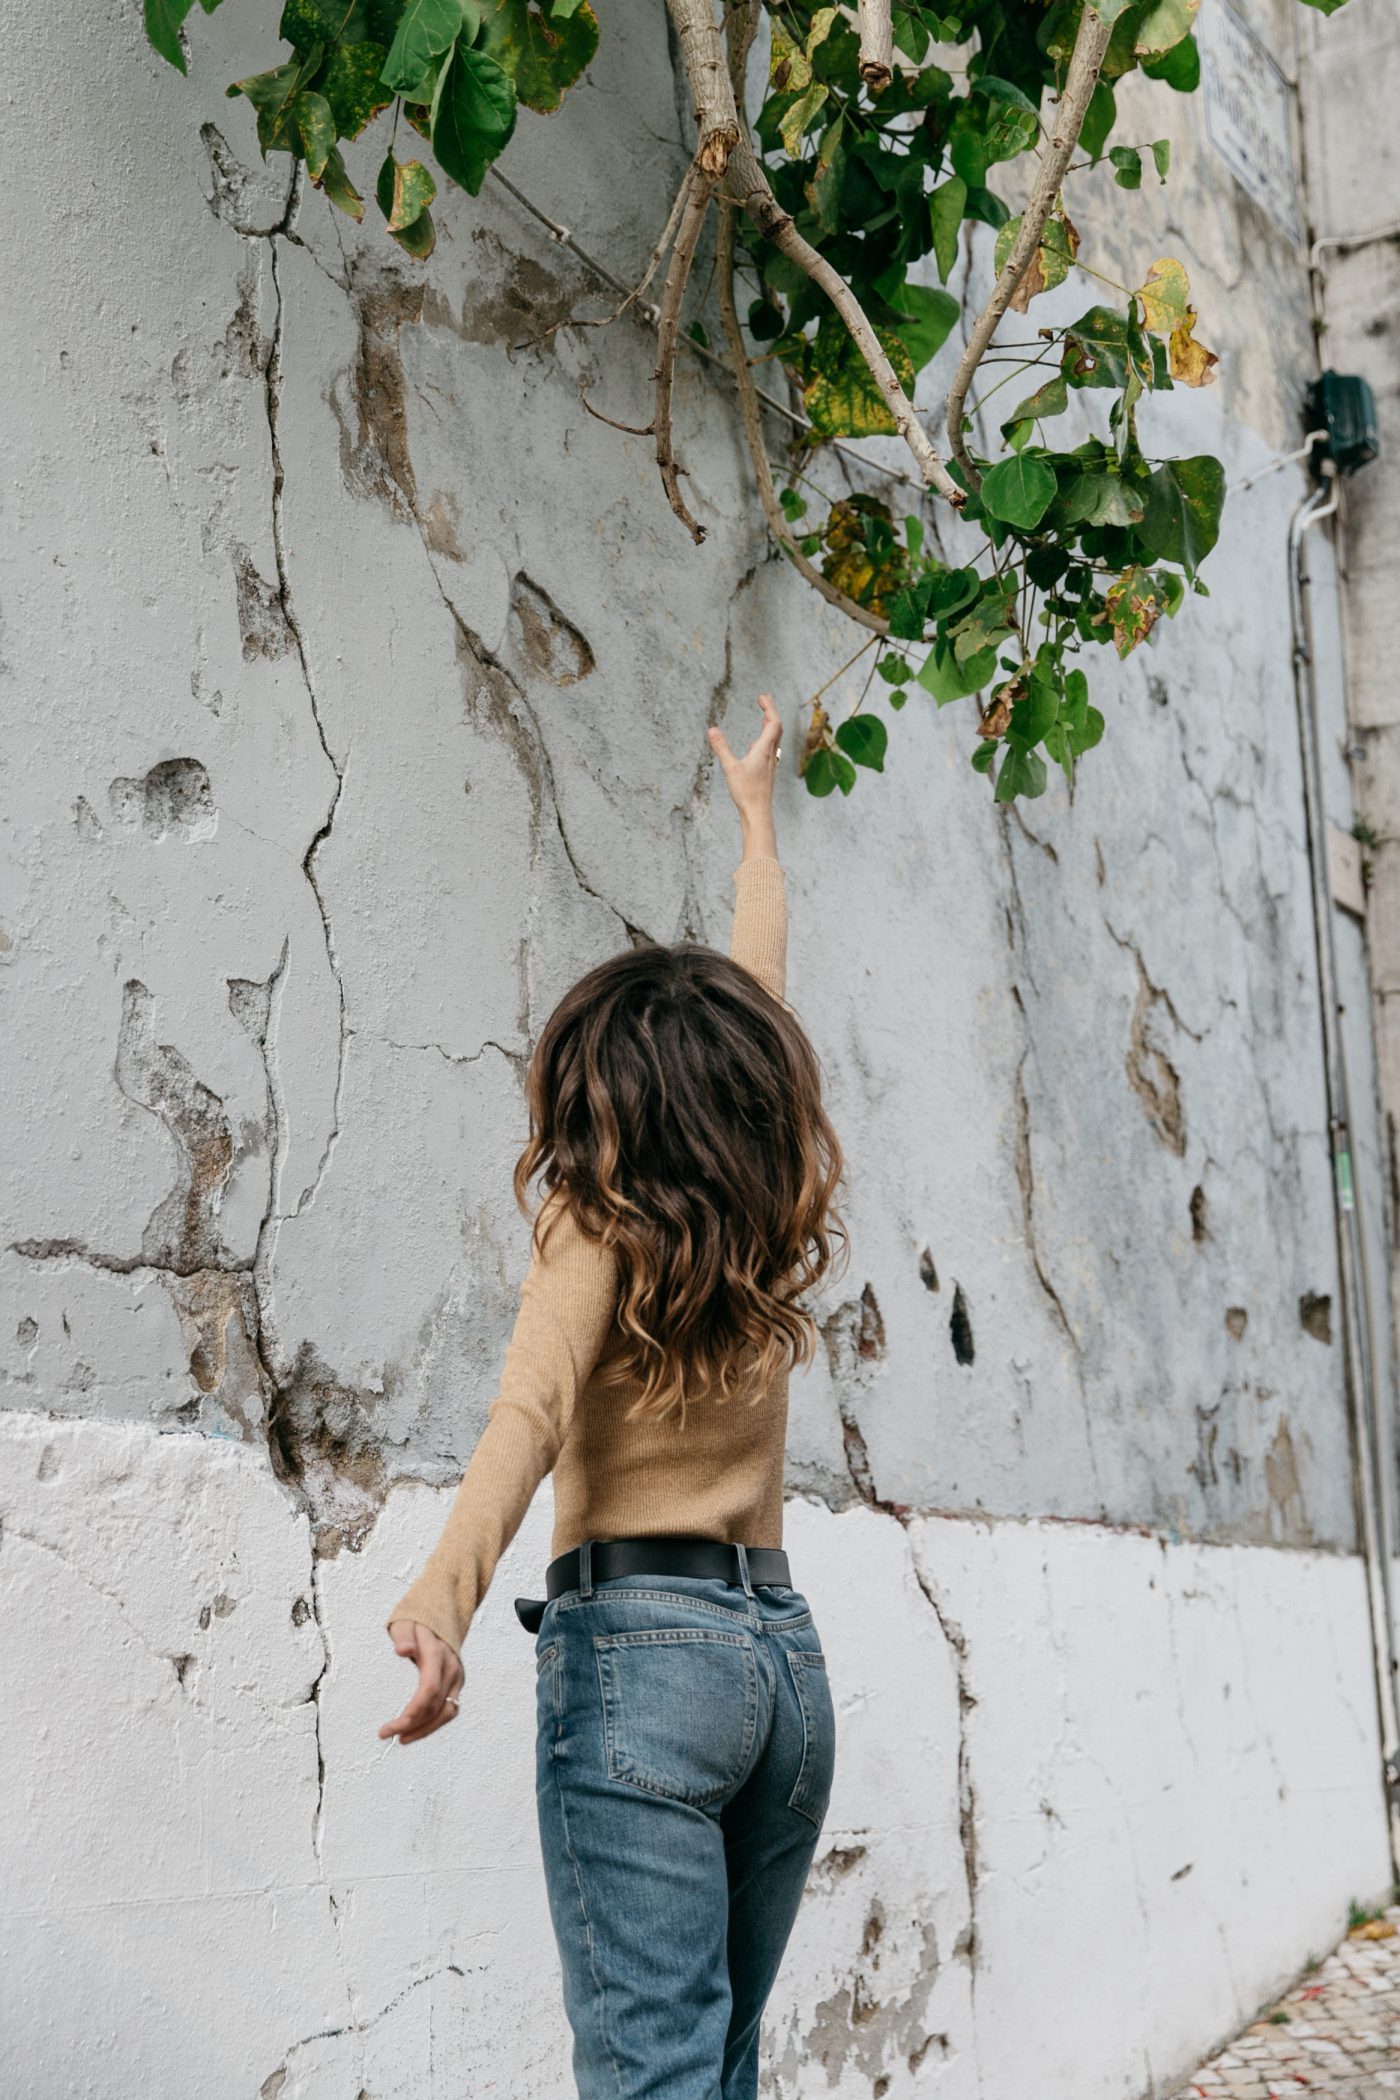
[1306,370,1380,476]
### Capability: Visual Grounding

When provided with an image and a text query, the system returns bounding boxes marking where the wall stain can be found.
[510,573,596,686]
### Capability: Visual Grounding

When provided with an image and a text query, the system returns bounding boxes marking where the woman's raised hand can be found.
[708,693,782,862]
[380,1620,465,1746]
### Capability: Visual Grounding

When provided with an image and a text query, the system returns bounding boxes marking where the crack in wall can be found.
[257,1957,467,2097]
[262,211,348,1225]
[816,1289,981,1991]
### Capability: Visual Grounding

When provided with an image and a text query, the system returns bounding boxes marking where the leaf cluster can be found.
[148,0,595,255]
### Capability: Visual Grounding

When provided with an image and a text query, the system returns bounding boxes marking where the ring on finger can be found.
[445,1695,460,1711]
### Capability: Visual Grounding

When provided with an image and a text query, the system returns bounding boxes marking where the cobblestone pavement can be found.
[1174,1909,1400,2098]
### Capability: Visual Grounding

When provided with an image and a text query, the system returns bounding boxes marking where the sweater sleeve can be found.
[729,855,787,1003]
[386,1204,619,1656]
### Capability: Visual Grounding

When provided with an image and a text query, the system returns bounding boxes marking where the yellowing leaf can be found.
[1096,567,1172,657]
[818,496,912,614]
[995,209,1080,314]
[770,24,811,92]
[1137,256,1190,335]
[806,6,839,56]
[781,81,828,156]
[804,322,915,439]
[1169,306,1219,387]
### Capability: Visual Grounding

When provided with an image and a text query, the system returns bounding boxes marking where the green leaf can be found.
[1297,0,1348,11]
[980,453,1057,530]
[1080,79,1116,160]
[479,0,598,114]
[1137,455,1225,579]
[1061,470,1145,528]
[887,284,959,373]
[282,0,371,40]
[806,117,847,236]
[318,144,365,218]
[1110,145,1142,190]
[319,41,394,137]
[1136,0,1201,58]
[926,567,979,619]
[970,740,998,775]
[805,747,857,798]
[1061,306,1132,389]
[835,715,888,772]
[804,318,916,440]
[1002,373,1069,436]
[929,176,967,284]
[1010,666,1060,746]
[950,580,1017,662]
[918,639,999,705]
[228,49,324,154]
[377,150,437,230]
[382,0,470,96]
[145,0,196,71]
[398,206,437,256]
[431,40,516,193]
[876,655,911,685]
[1151,138,1171,181]
[1087,0,1141,21]
[964,185,1011,231]
[995,741,1048,802]
[295,90,337,177]
[1142,35,1200,89]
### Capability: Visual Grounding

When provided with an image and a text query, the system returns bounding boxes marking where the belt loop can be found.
[579,1539,594,1600]
[734,1541,755,1599]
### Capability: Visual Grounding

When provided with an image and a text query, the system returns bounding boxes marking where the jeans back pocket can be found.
[594,1629,758,1808]
[786,1650,835,1825]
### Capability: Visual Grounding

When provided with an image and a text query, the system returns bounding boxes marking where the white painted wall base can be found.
[1,1412,1386,2100]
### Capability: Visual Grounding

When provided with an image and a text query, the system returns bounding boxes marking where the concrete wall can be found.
[1302,0,1400,1450]
[1,0,1395,2093]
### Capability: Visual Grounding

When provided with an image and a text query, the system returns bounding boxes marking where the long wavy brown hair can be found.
[514,942,844,1419]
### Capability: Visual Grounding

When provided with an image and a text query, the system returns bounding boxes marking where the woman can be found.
[381,693,843,2100]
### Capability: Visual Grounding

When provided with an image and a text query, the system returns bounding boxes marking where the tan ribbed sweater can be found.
[388,856,790,1655]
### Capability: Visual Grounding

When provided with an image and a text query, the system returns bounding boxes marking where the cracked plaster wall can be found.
[1,0,1396,2093]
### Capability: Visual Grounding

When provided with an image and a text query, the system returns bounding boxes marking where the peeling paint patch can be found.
[1299,1291,1333,1344]
[233,547,295,661]
[509,573,596,686]
[1125,953,1187,1156]
[109,757,217,842]
[949,1285,975,1367]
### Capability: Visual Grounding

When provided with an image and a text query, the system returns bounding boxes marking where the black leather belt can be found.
[514,1535,791,1632]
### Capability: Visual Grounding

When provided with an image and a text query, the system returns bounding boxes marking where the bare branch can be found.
[653,170,718,543]
[715,201,889,636]
[579,386,655,438]
[944,4,1113,488]
[723,137,966,509]
[512,169,695,353]
[857,0,894,92]
[664,0,740,176]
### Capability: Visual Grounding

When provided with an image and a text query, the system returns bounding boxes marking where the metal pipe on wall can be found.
[1289,467,1400,1867]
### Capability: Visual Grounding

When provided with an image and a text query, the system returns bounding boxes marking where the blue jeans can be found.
[533,1567,836,2099]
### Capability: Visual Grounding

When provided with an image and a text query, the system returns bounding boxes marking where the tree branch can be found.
[857,0,893,92]
[722,138,966,509]
[653,170,718,543]
[943,3,1112,488]
[665,0,740,175]
[715,201,889,635]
